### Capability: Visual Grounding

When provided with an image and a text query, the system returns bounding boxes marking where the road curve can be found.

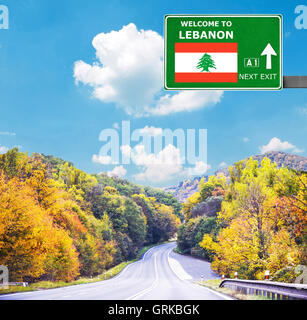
[0,242,229,300]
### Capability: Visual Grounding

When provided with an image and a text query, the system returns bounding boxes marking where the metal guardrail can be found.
[0,282,28,287]
[219,278,307,300]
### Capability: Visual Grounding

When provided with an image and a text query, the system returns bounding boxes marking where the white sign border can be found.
[164,14,283,91]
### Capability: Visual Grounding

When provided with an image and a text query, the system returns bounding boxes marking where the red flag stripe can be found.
[175,72,238,83]
[175,43,238,53]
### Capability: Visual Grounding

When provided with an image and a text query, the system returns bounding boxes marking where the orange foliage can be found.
[0,172,80,281]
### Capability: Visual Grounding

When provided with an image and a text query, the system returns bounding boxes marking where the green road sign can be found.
[164,15,282,90]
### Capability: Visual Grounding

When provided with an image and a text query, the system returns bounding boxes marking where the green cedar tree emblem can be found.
[196,53,216,72]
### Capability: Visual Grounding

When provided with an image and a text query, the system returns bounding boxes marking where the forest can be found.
[178,157,306,281]
[0,149,181,282]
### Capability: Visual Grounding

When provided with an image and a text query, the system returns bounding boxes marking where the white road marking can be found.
[114,246,155,281]
[0,243,232,300]
[199,285,234,300]
[167,249,193,280]
[125,253,159,300]
[111,246,157,280]
[167,246,233,300]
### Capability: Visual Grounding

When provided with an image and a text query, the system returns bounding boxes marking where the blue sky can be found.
[0,0,306,187]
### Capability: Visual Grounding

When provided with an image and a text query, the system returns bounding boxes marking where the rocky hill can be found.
[165,151,307,202]
[164,176,207,203]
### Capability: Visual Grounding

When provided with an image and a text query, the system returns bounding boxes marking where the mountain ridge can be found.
[164,151,307,202]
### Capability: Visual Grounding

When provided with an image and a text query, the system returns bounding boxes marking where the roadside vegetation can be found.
[197,279,271,300]
[178,157,306,282]
[0,149,181,284]
[0,241,168,295]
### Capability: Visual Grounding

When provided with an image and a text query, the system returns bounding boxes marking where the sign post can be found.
[164,15,282,90]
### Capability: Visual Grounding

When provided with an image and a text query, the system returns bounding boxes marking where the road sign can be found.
[164,15,282,90]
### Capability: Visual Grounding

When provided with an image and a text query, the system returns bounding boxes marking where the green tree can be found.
[196,53,216,72]
[199,175,226,202]
[132,194,180,244]
[124,198,146,250]
[177,216,217,260]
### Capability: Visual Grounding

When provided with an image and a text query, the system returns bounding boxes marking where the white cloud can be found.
[293,147,304,153]
[129,144,210,183]
[92,142,211,183]
[0,146,9,154]
[298,106,307,117]
[0,132,16,136]
[147,90,223,116]
[13,145,23,150]
[219,161,227,168]
[92,154,116,165]
[186,161,211,176]
[74,23,163,115]
[139,126,162,136]
[133,144,182,166]
[133,144,183,182]
[260,137,303,154]
[243,137,250,143]
[74,23,223,117]
[120,145,132,158]
[107,165,127,178]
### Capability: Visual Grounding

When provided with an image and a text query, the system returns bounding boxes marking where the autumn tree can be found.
[0,172,80,282]
[199,174,226,202]
[0,149,182,282]
[200,158,304,280]
[182,191,201,221]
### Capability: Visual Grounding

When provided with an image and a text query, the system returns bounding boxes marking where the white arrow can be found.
[261,43,277,70]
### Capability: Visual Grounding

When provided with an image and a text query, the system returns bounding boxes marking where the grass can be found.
[173,247,181,254]
[173,246,212,263]
[197,279,271,300]
[0,241,168,296]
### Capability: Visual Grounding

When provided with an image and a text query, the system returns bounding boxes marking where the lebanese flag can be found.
[175,43,238,83]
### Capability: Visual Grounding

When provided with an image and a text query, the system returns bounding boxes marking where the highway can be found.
[0,242,230,300]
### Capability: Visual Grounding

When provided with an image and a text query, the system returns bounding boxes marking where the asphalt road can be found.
[0,242,230,300]
[169,247,220,281]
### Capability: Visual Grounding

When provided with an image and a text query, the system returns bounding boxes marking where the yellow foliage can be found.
[182,191,201,221]
[0,172,80,281]
[201,157,306,279]
[199,234,219,252]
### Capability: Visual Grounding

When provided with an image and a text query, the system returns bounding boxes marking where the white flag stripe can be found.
[175,52,237,73]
